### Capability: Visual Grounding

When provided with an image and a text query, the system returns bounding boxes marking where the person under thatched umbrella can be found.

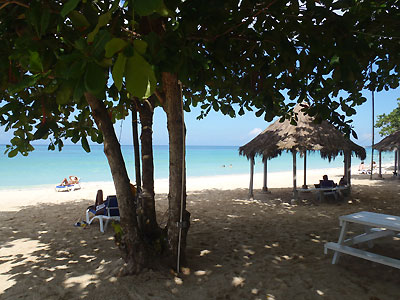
[373,130,400,178]
[239,103,366,199]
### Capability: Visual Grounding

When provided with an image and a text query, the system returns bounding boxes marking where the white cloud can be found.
[249,128,262,136]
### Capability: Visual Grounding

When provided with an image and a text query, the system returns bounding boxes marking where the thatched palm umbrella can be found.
[373,130,400,178]
[239,104,366,199]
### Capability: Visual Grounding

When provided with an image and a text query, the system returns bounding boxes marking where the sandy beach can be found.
[1,166,399,299]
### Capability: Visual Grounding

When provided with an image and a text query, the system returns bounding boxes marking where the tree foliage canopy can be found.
[0,0,399,157]
[375,98,400,136]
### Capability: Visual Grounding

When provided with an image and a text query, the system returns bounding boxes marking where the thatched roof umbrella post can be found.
[302,151,308,189]
[262,159,271,193]
[239,104,366,200]
[378,150,382,178]
[292,149,298,199]
[249,157,255,199]
[373,130,400,178]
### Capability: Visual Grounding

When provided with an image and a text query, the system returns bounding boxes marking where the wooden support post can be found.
[348,154,351,186]
[397,149,400,179]
[249,157,254,199]
[344,153,347,179]
[302,151,307,189]
[394,150,398,177]
[262,159,270,193]
[292,150,298,200]
[378,151,382,179]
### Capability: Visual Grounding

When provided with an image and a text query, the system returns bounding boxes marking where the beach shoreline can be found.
[0,164,393,212]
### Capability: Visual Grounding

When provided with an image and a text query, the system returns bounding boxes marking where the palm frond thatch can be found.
[373,131,400,151]
[239,104,366,161]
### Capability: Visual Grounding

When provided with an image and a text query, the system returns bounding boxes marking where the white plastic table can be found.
[324,211,400,269]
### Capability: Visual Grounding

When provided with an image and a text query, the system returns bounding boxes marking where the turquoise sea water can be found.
[0,144,395,189]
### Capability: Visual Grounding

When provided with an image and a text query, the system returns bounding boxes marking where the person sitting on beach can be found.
[339,176,347,186]
[320,175,336,188]
[87,190,107,215]
[88,184,137,214]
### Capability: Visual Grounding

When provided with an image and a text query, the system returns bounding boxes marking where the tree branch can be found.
[0,0,29,10]
[212,0,278,41]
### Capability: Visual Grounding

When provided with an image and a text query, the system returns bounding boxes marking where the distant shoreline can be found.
[0,163,393,193]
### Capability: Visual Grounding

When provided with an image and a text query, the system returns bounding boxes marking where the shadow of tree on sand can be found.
[1,184,400,299]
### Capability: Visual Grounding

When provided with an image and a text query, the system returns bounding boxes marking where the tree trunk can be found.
[136,97,159,239]
[85,92,146,274]
[162,72,190,269]
[131,103,141,191]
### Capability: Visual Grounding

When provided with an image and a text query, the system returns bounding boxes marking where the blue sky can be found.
[118,87,399,147]
[0,87,398,147]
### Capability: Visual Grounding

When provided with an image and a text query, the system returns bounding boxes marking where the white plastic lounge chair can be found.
[86,195,120,232]
[317,180,338,201]
[55,177,81,192]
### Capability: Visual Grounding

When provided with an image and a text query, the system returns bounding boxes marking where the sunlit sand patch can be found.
[227,214,239,218]
[243,262,253,267]
[0,238,49,294]
[68,260,79,264]
[79,254,97,263]
[181,267,190,275]
[194,270,207,276]
[64,274,99,289]
[200,249,211,256]
[243,249,255,255]
[55,257,68,261]
[232,276,245,287]
[55,264,69,270]
[174,277,183,285]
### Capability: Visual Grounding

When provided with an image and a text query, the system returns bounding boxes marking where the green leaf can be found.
[29,51,43,72]
[133,40,148,55]
[56,81,74,105]
[61,0,81,18]
[84,62,106,94]
[134,0,164,16]
[92,30,112,58]
[8,149,18,158]
[33,123,49,140]
[125,52,156,98]
[9,74,41,94]
[112,53,127,91]
[212,101,219,112]
[40,8,50,36]
[87,12,111,43]
[105,38,128,58]
[81,136,90,152]
[73,79,85,102]
[68,10,90,30]
[27,2,41,37]
[255,109,263,117]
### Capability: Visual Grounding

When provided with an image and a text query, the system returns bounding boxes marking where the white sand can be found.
[0,165,399,299]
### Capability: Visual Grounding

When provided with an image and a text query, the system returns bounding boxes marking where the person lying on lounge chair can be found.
[60,175,79,186]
